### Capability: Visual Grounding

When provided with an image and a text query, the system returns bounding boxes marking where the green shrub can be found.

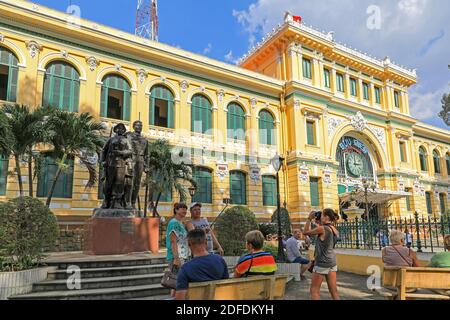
[0,197,59,272]
[262,244,279,260]
[215,206,258,256]
[258,223,277,237]
[271,208,292,236]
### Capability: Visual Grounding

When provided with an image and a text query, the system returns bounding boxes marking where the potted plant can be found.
[0,197,59,299]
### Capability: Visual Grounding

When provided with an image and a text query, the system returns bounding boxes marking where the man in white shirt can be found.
[286,229,311,280]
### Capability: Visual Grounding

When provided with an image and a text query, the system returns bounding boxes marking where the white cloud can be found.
[202,43,212,55]
[233,0,450,128]
[224,50,237,64]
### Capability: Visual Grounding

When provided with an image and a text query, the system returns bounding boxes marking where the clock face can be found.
[347,152,364,177]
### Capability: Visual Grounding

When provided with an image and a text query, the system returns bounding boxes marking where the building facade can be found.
[0,1,449,228]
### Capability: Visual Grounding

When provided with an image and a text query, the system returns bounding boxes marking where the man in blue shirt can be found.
[175,229,229,300]
[286,229,311,280]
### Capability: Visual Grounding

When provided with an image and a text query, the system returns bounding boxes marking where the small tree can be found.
[145,139,196,217]
[215,206,258,256]
[0,197,58,272]
[271,208,292,236]
[438,93,450,126]
[45,110,105,207]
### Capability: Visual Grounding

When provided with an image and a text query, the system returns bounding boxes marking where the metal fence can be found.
[334,213,450,253]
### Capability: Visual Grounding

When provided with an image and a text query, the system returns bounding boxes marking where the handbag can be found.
[161,264,179,289]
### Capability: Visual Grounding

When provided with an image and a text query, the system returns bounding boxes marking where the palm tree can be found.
[145,139,196,217]
[1,104,51,197]
[45,110,106,207]
[0,110,12,156]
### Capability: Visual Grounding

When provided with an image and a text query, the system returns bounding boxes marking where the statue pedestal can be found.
[84,211,160,255]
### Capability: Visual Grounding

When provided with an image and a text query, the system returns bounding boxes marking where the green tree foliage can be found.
[45,110,106,207]
[439,93,450,126]
[146,139,196,217]
[271,208,292,236]
[258,223,277,237]
[215,206,258,256]
[0,197,58,272]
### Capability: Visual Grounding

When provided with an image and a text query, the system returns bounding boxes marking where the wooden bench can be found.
[186,275,289,300]
[376,267,450,300]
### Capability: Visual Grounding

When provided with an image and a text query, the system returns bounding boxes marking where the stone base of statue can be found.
[84,209,160,255]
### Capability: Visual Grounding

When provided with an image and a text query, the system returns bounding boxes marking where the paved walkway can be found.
[284,272,383,300]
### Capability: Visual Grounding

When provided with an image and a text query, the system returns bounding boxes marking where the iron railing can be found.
[334,212,450,253]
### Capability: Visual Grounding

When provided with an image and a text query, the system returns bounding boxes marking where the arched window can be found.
[100,74,131,121]
[446,153,450,175]
[0,154,8,195]
[43,61,80,112]
[191,94,212,134]
[0,46,19,103]
[227,103,246,141]
[37,155,74,199]
[230,171,246,205]
[262,175,276,206]
[150,85,174,128]
[419,147,427,172]
[259,109,276,146]
[192,167,212,204]
[433,150,441,174]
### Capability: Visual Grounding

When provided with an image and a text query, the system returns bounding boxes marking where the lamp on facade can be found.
[188,186,196,202]
[271,154,286,263]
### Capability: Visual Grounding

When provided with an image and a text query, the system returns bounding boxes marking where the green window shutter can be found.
[375,87,381,104]
[100,86,108,118]
[227,103,246,141]
[338,185,347,194]
[193,168,212,204]
[262,175,276,206]
[324,69,330,88]
[306,121,315,145]
[363,83,370,100]
[42,61,80,111]
[433,151,441,174]
[399,142,406,162]
[0,155,8,195]
[37,156,74,199]
[150,85,175,128]
[310,177,320,207]
[426,192,432,214]
[302,58,312,79]
[259,110,275,146]
[191,95,212,134]
[337,74,344,92]
[439,193,445,214]
[394,91,400,108]
[7,65,18,102]
[419,148,427,171]
[123,91,130,121]
[230,171,246,205]
[446,154,450,175]
[350,78,357,96]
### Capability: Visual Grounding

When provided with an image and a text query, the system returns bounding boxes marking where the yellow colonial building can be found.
[0,0,449,228]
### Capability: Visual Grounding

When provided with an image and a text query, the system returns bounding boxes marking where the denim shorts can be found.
[293,257,310,265]
[313,265,338,275]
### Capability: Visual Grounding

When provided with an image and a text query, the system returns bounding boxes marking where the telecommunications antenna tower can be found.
[136,0,158,41]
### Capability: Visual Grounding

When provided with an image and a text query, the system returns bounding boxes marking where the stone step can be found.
[33,273,165,292]
[47,264,167,280]
[9,284,170,300]
[44,257,167,270]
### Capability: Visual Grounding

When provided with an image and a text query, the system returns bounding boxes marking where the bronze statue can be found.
[126,120,149,209]
[100,123,133,210]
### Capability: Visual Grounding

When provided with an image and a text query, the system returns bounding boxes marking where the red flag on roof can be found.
[293,16,302,23]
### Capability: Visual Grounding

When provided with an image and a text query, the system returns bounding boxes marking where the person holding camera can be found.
[303,208,340,300]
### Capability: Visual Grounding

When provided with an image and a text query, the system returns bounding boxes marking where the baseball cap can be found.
[189,202,202,210]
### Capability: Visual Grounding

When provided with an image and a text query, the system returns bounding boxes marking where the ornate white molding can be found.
[368,125,387,151]
[294,99,300,112]
[180,80,189,93]
[216,162,229,182]
[250,98,257,109]
[349,112,367,132]
[327,116,345,138]
[249,165,261,184]
[217,89,225,102]
[26,40,42,58]
[86,56,99,72]
[298,163,310,184]
[136,69,148,84]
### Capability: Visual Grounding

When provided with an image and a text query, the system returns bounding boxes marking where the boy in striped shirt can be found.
[234,230,278,277]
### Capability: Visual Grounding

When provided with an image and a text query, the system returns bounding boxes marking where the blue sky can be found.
[32,0,450,129]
